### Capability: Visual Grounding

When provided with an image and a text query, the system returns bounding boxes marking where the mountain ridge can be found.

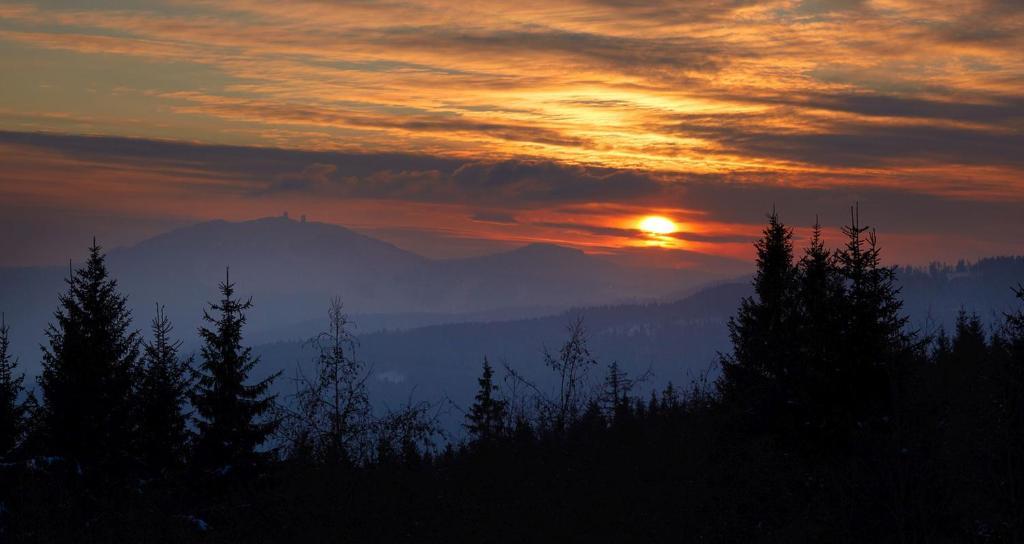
[0,216,727,368]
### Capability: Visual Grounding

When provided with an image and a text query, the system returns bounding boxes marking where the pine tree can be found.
[465,358,507,444]
[39,240,141,474]
[717,209,799,418]
[192,270,279,477]
[0,314,27,458]
[833,205,913,431]
[136,304,192,475]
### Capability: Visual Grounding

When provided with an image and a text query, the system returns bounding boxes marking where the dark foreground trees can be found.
[136,304,192,476]
[2,212,1024,542]
[38,241,141,477]
[464,358,507,445]
[192,271,279,478]
[0,314,28,458]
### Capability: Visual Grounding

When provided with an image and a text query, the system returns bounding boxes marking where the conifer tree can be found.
[136,304,192,475]
[39,240,141,474]
[0,314,27,458]
[192,270,279,476]
[797,218,843,357]
[951,310,987,364]
[795,218,844,428]
[465,358,507,444]
[601,362,632,422]
[717,209,799,416]
[1002,285,1024,364]
[833,205,913,429]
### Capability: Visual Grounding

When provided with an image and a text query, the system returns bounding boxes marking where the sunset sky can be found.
[0,0,1021,267]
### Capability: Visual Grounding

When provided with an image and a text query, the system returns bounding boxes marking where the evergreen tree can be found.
[797,218,843,360]
[465,358,507,444]
[192,270,279,476]
[717,209,799,419]
[796,218,844,429]
[39,240,141,474]
[951,310,987,364]
[601,362,632,422]
[1003,285,1024,364]
[136,304,192,475]
[833,205,913,431]
[0,314,27,458]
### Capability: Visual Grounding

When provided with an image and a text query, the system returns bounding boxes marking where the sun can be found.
[638,215,677,235]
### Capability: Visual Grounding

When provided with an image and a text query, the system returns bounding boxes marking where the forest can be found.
[1,208,1023,543]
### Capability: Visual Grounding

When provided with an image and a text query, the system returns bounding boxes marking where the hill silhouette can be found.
[0,216,737,370]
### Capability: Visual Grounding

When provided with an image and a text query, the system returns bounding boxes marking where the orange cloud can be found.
[0,0,1021,264]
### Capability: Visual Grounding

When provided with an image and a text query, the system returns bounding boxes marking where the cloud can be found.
[266,163,337,193]
[471,211,519,224]
[0,0,1021,188]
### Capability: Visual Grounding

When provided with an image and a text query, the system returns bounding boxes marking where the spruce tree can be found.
[601,362,632,423]
[0,314,27,458]
[136,304,192,475]
[796,218,844,429]
[717,209,799,418]
[192,270,279,476]
[39,240,141,474]
[465,358,507,444]
[951,310,987,365]
[833,205,912,431]
[1002,285,1024,364]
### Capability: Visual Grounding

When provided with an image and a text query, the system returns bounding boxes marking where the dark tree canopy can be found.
[717,209,799,422]
[465,357,507,444]
[136,304,193,476]
[192,270,279,477]
[38,240,141,474]
[4,213,1024,543]
[0,314,27,458]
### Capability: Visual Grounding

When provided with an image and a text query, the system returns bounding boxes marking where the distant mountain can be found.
[0,216,729,369]
[254,258,1024,434]
[2,216,1020,392]
[255,281,749,432]
[897,257,1024,332]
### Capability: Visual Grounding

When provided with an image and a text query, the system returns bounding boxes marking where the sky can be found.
[0,0,1022,268]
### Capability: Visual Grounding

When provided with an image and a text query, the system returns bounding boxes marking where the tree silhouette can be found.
[601,362,633,423]
[1004,284,1024,364]
[283,297,371,465]
[465,357,507,445]
[136,304,193,476]
[833,205,913,432]
[543,317,596,430]
[0,314,27,458]
[39,240,141,475]
[192,270,279,477]
[795,218,844,431]
[717,209,799,422]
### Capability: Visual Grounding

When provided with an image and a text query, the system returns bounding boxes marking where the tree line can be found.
[1,209,1023,542]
